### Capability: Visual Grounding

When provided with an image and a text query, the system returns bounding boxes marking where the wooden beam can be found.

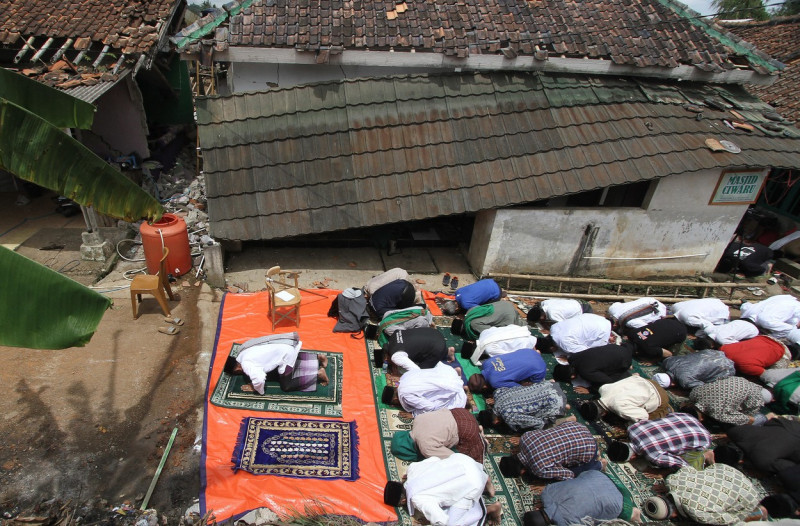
[179,47,776,86]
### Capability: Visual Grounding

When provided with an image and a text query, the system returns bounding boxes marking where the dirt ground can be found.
[0,223,777,525]
[0,275,218,524]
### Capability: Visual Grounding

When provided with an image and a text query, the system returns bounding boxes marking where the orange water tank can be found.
[140,213,192,276]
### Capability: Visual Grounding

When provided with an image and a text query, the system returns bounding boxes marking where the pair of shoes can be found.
[442,273,451,286]
[450,276,459,290]
[158,326,180,336]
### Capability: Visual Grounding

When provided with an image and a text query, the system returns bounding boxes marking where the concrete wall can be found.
[228,63,443,92]
[80,77,150,159]
[468,170,761,278]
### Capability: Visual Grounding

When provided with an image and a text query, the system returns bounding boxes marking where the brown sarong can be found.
[647,379,673,420]
[451,408,485,463]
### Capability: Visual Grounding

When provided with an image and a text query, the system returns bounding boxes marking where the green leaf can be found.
[0,97,164,222]
[0,67,96,129]
[0,245,111,349]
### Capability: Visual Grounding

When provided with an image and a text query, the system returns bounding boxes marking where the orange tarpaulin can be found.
[200,289,397,523]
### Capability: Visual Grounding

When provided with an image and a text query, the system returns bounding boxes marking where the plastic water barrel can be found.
[140,213,192,276]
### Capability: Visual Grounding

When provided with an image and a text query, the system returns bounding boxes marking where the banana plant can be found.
[0,68,164,349]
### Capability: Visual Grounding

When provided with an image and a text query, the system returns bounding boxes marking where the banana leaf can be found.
[0,67,95,129]
[0,245,111,349]
[0,98,163,222]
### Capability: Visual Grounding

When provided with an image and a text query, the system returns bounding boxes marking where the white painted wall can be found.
[468,170,762,278]
[228,62,443,92]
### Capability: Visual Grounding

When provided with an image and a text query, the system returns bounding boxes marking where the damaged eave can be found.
[182,46,779,86]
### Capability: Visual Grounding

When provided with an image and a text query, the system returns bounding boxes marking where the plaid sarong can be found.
[452,408,485,463]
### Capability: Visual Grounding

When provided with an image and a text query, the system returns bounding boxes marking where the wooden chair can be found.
[130,246,175,319]
[265,265,301,329]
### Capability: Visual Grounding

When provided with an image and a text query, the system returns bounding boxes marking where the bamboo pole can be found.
[506,290,744,305]
[141,427,178,511]
[488,273,762,289]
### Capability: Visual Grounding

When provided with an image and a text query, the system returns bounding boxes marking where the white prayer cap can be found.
[653,373,671,388]
[343,287,363,299]
[762,388,774,404]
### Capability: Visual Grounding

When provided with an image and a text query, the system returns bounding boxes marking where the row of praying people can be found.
[378,286,800,526]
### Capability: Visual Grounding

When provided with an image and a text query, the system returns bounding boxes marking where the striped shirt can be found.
[517,421,597,480]
[628,413,711,469]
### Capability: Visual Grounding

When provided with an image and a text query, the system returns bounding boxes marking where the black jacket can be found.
[570,343,633,387]
[384,327,447,369]
[727,417,800,473]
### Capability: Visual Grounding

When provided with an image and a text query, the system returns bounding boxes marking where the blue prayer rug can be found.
[231,417,359,481]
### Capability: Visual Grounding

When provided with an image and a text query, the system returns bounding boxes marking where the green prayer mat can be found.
[372,313,779,525]
[210,344,343,417]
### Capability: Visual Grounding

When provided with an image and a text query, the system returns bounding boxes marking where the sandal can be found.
[164,316,185,326]
[158,326,180,336]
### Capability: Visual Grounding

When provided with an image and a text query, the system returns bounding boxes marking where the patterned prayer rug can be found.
[210,345,343,417]
[374,309,778,525]
[231,417,359,481]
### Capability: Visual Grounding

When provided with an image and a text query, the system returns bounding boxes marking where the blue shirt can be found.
[455,279,501,310]
[481,348,546,388]
[542,470,623,526]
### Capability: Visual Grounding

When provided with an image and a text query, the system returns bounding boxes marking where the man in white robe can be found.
[740,295,800,339]
[383,453,502,526]
[382,362,468,417]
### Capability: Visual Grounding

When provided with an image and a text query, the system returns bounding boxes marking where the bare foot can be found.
[455,367,462,377]
[318,354,329,368]
[565,403,571,410]
[484,478,496,498]
[703,448,715,465]
[661,348,673,358]
[447,346,456,361]
[486,502,503,525]
[574,386,590,395]
[600,458,608,471]
[630,507,642,523]
[317,367,329,386]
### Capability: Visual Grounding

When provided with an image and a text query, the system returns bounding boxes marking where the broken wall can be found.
[469,169,758,279]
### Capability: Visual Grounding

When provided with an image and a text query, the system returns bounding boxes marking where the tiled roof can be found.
[220,0,781,75]
[0,0,179,91]
[721,16,800,123]
[196,72,800,241]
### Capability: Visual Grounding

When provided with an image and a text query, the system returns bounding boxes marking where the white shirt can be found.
[541,299,584,323]
[404,454,488,526]
[397,362,467,417]
[740,294,800,339]
[607,297,667,329]
[550,313,611,354]
[474,325,537,363]
[671,298,730,335]
[598,375,663,422]
[704,319,759,346]
[237,340,302,395]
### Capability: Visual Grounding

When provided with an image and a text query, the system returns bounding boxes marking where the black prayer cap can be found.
[383,481,404,506]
